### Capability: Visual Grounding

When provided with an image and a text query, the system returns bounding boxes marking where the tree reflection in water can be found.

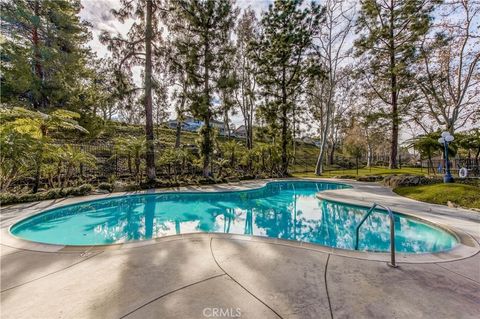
[12,182,457,252]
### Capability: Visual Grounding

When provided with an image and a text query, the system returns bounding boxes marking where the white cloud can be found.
[80,0,131,57]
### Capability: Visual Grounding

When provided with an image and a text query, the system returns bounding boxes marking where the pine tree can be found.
[165,29,194,149]
[253,0,323,176]
[170,0,237,177]
[234,8,259,150]
[100,0,168,183]
[0,0,91,110]
[355,0,437,169]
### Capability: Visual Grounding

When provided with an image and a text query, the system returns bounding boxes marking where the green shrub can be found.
[0,184,93,206]
[98,182,114,193]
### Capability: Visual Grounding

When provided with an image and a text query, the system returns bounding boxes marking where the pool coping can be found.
[1,178,479,264]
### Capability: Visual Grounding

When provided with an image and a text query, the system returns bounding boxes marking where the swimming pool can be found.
[10,181,457,253]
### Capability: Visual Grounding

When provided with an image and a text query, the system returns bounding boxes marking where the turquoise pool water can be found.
[11,181,457,252]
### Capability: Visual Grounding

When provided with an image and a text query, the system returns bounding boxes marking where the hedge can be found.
[0,184,93,206]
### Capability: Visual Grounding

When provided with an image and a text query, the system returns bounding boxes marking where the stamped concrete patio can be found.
[1,179,479,318]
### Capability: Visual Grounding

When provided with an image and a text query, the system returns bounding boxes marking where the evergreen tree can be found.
[355,0,437,169]
[0,0,91,109]
[100,0,168,183]
[234,8,259,150]
[165,29,194,149]
[252,0,323,175]
[170,0,237,177]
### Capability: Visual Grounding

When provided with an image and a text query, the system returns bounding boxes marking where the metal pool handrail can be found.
[354,203,397,268]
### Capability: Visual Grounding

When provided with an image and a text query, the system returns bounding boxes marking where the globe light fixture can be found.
[438,131,454,183]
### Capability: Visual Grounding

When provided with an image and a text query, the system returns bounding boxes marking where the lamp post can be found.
[438,131,454,183]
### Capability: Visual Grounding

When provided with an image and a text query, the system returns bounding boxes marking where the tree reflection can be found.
[15,181,456,252]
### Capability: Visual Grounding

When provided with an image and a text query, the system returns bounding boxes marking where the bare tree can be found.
[416,0,480,133]
[311,0,355,175]
[234,8,258,150]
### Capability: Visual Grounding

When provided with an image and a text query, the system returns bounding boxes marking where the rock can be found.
[447,201,459,208]
[356,175,384,182]
[332,175,357,180]
[113,181,130,192]
[383,174,442,188]
[93,189,110,195]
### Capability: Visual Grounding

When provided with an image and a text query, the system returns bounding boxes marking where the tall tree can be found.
[165,29,194,149]
[355,0,437,169]
[100,0,167,183]
[171,0,237,177]
[234,8,259,149]
[415,0,479,133]
[311,0,355,175]
[253,0,323,175]
[0,0,91,110]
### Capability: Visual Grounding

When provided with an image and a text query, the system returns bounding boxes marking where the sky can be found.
[80,0,271,59]
[79,0,272,126]
[78,1,476,137]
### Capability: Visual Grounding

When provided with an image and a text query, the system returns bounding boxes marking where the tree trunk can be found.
[175,95,186,149]
[32,156,42,193]
[280,67,289,176]
[32,0,43,109]
[244,118,250,148]
[202,33,212,178]
[248,99,254,149]
[144,0,156,183]
[328,142,335,166]
[248,115,253,149]
[202,115,212,177]
[32,128,47,193]
[223,105,230,138]
[292,105,296,165]
[315,96,333,175]
[389,2,399,169]
[428,154,434,175]
[366,144,372,168]
[281,105,288,176]
[175,120,182,149]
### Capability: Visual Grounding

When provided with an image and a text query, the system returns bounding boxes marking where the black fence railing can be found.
[421,158,480,177]
[7,137,479,191]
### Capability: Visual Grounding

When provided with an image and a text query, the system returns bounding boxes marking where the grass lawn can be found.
[393,183,480,209]
[292,166,427,178]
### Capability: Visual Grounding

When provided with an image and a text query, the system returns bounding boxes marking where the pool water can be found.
[11,181,457,252]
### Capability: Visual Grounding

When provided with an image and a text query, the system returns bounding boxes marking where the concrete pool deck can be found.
[1,178,479,318]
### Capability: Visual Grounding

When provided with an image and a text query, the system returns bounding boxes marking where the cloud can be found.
[80,0,134,57]
[237,0,271,15]
[81,0,273,58]
[80,0,120,33]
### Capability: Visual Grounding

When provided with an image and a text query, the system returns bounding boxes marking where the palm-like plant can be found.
[213,158,230,178]
[409,133,444,175]
[58,145,96,187]
[0,124,37,191]
[113,136,146,182]
[0,107,88,137]
[0,107,88,192]
[456,129,480,161]
[157,148,177,177]
[222,140,243,168]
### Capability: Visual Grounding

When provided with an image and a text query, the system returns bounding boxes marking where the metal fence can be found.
[10,138,479,191]
[421,158,480,177]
